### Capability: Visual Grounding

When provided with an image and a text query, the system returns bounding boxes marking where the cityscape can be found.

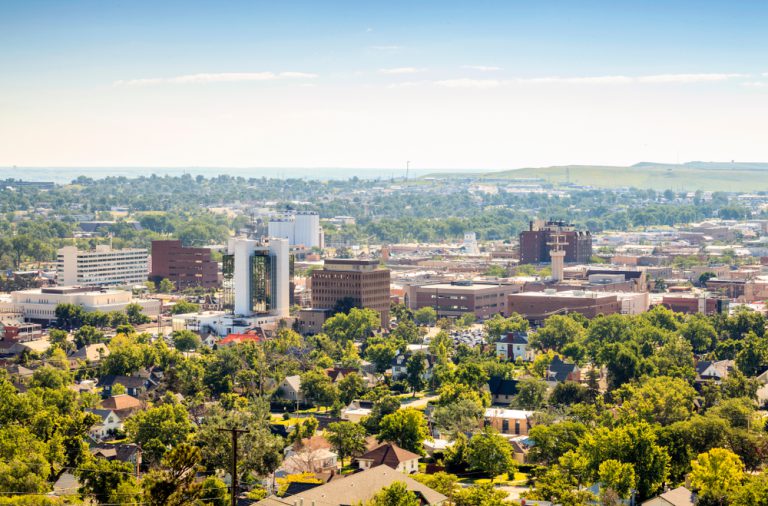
[2,1,768,506]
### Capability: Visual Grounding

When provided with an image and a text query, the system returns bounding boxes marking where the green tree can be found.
[326,421,367,467]
[300,368,339,410]
[405,353,427,395]
[170,299,200,315]
[598,459,636,500]
[337,371,367,404]
[125,303,150,325]
[158,278,175,293]
[528,421,587,466]
[377,407,430,455]
[172,329,202,351]
[515,377,548,410]
[411,472,459,501]
[55,303,85,330]
[615,376,696,426]
[141,443,203,506]
[534,315,586,352]
[365,481,419,506]
[466,427,516,478]
[732,473,768,506]
[454,482,512,506]
[124,402,192,464]
[484,313,529,343]
[324,307,381,343]
[690,448,745,506]
[413,307,437,326]
[76,457,139,505]
[432,398,483,436]
[73,325,105,348]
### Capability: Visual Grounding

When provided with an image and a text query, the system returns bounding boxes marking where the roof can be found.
[326,367,358,382]
[498,331,529,345]
[643,486,696,506]
[252,465,447,506]
[71,343,110,362]
[282,375,301,391]
[547,356,578,382]
[358,442,421,468]
[488,376,519,396]
[100,394,142,411]
[98,375,146,389]
[87,408,116,421]
[484,408,534,420]
[219,328,263,346]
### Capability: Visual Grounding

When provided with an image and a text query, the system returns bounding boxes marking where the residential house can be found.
[356,443,421,474]
[218,328,264,347]
[496,331,533,362]
[86,408,123,440]
[695,360,733,381]
[99,394,143,419]
[276,375,304,404]
[484,408,534,436]
[488,376,519,405]
[91,444,140,466]
[641,486,696,506]
[546,356,581,383]
[98,375,149,398]
[390,353,435,381]
[253,465,447,506]
[69,343,110,368]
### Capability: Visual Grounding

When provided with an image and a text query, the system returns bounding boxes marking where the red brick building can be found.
[311,259,390,328]
[519,220,592,264]
[150,240,218,290]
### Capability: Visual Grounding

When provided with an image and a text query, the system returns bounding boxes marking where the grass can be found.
[423,163,768,192]
[457,472,529,486]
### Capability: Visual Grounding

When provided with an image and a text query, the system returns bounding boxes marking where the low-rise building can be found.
[508,289,622,324]
[407,280,521,320]
[484,408,534,436]
[495,331,533,361]
[357,443,420,474]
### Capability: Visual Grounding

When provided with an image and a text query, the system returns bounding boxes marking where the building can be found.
[547,356,581,383]
[406,281,520,321]
[519,220,592,264]
[496,331,533,361]
[642,487,696,506]
[295,308,332,335]
[268,211,324,248]
[222,237,291,318]
[253,465,447,506]
[0,286,160,323]
[507,289,622,323]
[311,259,390,328]
[149,240,218,290]
[484,408,534,436]
[488,376,519,405]
[57,245,148,287]
[660,294,728,315]
[357,443,420,474]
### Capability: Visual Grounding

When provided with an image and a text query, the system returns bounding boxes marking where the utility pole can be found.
[135,444,142,480]
[218,427,249,506]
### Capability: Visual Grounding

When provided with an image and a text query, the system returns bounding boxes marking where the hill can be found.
[424,162,768,192]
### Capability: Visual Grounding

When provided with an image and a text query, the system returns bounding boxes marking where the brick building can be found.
[406,281,521,321]
[519,219,592,264]
[150,240,219,290]
[507,289,621,324]
[311,259,390,328]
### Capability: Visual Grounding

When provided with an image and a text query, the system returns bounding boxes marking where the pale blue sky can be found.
[1,1,767,169]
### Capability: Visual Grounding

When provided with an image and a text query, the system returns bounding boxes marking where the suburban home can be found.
[390,353,435,381]
[484,408,535,436]
[488,376,519,405]
[496,331,533,361]
[253,465,447,505]
[90,444,140,465]
[99,394,143,419]
[357,442,421,474]
[695,360,733,381]
[69,343,110,368]
[641,486,696,506]
[546,356,581,383]
[86,408,123,440]
[98,375,149,398]
[276,375,304,404]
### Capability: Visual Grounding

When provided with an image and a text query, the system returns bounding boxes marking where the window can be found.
[502,419,509,432]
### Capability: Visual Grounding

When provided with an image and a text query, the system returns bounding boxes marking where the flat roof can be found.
[419,282,512,291]
[510,290,615,299]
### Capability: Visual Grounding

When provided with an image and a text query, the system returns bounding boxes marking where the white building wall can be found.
[56,245,148,287]
[268,217,295,245]
[294,212,321,248]
[269,237,290,317]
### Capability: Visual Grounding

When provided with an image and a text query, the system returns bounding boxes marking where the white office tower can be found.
[268,211,323,248]
[463,232,479,255]
[57,245,148,287]
[224,237,290,317]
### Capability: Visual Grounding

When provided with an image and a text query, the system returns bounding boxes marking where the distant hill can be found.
[423,162,768,192]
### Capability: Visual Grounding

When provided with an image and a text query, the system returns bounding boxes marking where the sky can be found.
[1,0,768,171]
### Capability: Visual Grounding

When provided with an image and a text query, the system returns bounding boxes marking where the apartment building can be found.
[57,245,148,287]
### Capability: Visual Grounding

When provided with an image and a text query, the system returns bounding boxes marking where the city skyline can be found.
[2,1,768,169]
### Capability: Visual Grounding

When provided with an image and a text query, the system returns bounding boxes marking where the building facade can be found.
[519,219,592,264]
[407,281,520,320]
[507,289,621,323]
[222,237,291,317]
[57,245,148,287]
[268,211,324,249]
[311,259,390,328]
[150,240,218,289]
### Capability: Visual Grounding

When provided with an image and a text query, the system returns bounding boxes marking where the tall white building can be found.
[223,237,290,318]
[57,245,148,288]
[268,211,323,249]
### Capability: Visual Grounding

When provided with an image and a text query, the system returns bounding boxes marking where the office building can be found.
[150,240,218,289]
[268,211,324,249]
[222,237,291,317]
[57,245,148,288]
[0,286,160,323]
[519,219,592,264]
[406,280,521,320]
[311,259,390,328]
[507,289,643,324]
